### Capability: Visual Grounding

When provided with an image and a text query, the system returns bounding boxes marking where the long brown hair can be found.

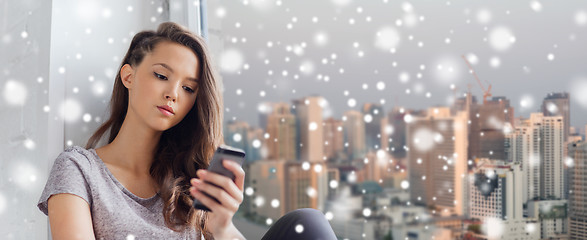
[85,22,223,237]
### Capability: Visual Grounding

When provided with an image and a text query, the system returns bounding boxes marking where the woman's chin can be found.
[149,121,175,132]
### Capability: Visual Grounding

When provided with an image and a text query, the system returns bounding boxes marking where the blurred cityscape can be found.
[226,91,586,240]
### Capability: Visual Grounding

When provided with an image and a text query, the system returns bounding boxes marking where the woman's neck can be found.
[104,113,162,176]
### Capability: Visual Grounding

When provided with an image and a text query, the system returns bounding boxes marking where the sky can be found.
[206,0,587,129]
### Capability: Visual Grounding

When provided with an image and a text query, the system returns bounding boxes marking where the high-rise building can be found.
[247,159,288,221]
[477,97,514,160]
[362,103,384,151]
[343,110,366,160]
[566,135,583,199]
[224,120,263,162]
[326,167,340,200]
[506,113,564,202]
[323,117,344,161]
[506,124,539,203]
[540,111,564,200]
[542,92,570,142]
[542,92,571,200]
[467,159,540,240]
[284,161,330,212]
[247,159,337,221]
[383,107,411,159]
[225,120,249,150]
[257,101,273,130]
[407,107,469,215]
[468,159,523,221]
[246,127,264,161]
[292,96,324,162]
[527,200,568,239]
[266,102,297,160]
[568,141,587,239]
[454,95,514,162]
[362,150,394,188]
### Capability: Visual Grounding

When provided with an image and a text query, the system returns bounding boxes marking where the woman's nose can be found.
[165,82,181,102]
[165,95,175,102]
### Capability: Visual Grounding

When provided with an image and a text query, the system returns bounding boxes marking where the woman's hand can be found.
[190,160,246,240]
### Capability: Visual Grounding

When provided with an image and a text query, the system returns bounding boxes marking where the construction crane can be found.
[461,55,492,105]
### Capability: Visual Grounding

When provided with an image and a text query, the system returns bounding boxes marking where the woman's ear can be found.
[120,64,135,89]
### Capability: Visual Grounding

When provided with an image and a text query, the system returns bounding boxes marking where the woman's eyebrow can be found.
[153,63,174,72]
[153,63,198,82]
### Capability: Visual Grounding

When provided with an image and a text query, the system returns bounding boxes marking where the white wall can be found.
[0,0,53,238]
[0,0,202,238]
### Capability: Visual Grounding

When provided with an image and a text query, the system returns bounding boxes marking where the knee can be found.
[283,208,329,225]
[286,208,323,218]
[265,208,336,240]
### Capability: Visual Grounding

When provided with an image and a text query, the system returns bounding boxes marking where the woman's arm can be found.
[47,193,96,240]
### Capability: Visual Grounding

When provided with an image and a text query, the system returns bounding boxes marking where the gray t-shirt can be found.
[37,146,200,239]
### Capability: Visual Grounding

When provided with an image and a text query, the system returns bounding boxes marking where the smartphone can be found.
[193,145,246,212]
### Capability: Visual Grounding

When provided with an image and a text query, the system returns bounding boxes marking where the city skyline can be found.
[227,89,579,239]
[227,91,584,138]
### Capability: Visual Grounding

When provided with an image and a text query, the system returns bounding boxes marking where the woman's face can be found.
[122,41,200,132]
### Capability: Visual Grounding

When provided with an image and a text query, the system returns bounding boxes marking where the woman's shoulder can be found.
[38,146,102,215]
[54,145,100,170]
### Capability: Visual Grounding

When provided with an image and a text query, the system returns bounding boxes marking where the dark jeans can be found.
[261,208,337,240]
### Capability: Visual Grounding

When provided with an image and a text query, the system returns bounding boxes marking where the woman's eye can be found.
[154,72,168,80]
[183,86,195,93]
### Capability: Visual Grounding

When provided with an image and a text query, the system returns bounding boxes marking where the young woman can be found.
[37,22,336,239]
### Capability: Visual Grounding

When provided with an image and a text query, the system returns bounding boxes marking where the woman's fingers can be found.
[190,177,241,212]
[222,160,246,192]
[189,186,230,214]
[190,179,240,213]
[195,163,244,203]
[188,159,245,214]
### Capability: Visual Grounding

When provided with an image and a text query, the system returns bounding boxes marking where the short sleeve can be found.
[37,149,93,216]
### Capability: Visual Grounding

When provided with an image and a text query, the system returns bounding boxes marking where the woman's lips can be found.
[157,106,174,116]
